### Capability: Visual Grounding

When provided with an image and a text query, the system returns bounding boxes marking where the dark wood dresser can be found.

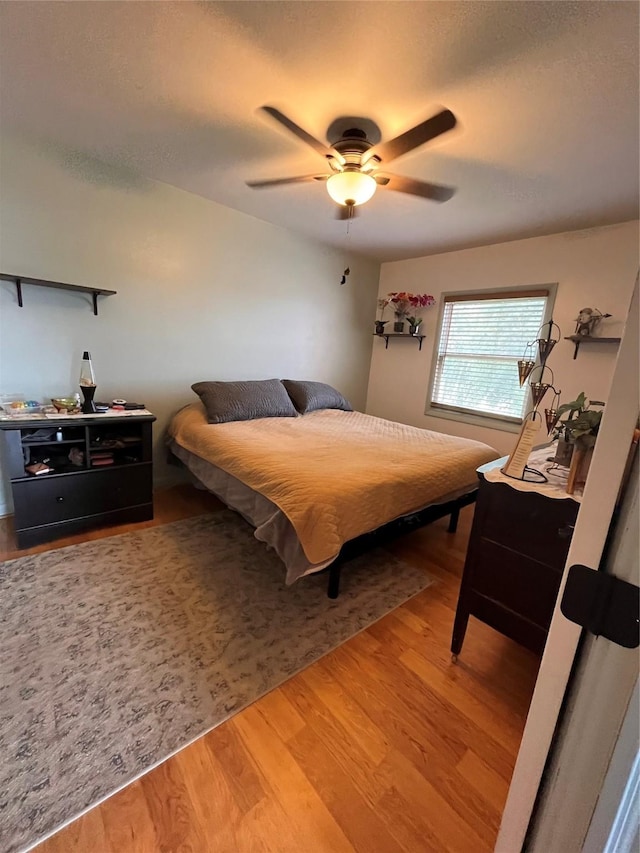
[451,456,580,657]
[0,412,155,548]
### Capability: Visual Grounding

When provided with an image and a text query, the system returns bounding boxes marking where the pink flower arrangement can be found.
[387,291,436,319]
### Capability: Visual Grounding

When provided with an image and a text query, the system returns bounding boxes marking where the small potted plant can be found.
[375,297,390,335]
[551,392,603,492]
[406,315,422,335]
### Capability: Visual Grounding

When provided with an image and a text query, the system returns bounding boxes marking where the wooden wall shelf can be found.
[0,273,116,315]
[564,334,621,360]
[374,333,426,351]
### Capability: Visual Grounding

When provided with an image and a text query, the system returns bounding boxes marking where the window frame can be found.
[425,283,558,433]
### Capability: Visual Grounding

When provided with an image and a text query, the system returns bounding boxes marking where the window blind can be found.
[430,292,548,422]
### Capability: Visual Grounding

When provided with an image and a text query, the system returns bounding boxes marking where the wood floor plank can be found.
[456,748,511,814]
[234,796,303,853]
[250,685,306,743]
[138,757,209,852]
[279,673,390,802]
[98,779,159,853]
[380,748,492,853]
[375,784,445,852]
[390,594,539,717]
[232,706,355,852]
[396,617,537,725]
[325,641,471,781]
[0,485,542,853]
[38,804,109,853]
[285,724,404,853]
[322,641,504,848]
[387,730,502,848]
[202,721,267,817]
[298,659,390,763]
[172,736,243,851]
[399,646,526,752]
[334,630,518,782]
[371,640,518,784]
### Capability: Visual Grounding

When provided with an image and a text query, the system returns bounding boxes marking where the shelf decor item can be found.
[375,297,390,335]
[502,318,562,483]
[517,339,537,386]
[79,351,97,414]
[387,291,435,334]
[563,308,619,358]
[51,396,81,415]
[574,307,611,337]
[546,391,604,494]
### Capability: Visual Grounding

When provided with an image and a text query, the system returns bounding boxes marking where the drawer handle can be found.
[558,523,575,539]
[56,496,65,503]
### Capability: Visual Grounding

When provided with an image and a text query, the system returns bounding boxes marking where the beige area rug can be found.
[0,510,432,853]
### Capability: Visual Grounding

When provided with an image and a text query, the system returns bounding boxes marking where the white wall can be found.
[366,223,639,455]
[0,134,381,515]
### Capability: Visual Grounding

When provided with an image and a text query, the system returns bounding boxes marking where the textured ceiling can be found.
[0,1,638,261]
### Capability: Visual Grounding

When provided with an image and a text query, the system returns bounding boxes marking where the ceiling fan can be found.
[246,105,458,218]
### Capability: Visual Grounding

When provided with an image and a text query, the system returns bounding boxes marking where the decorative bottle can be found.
[79,351,97,414]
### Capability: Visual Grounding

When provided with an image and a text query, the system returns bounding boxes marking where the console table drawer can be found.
[479,481,579,570]
[12,465,152,529]
[471,539,562,630]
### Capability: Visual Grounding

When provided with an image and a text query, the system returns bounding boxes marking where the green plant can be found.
[554,392,603,449]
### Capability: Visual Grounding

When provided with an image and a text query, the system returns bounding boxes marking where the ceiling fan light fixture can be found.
[326,171,377,207]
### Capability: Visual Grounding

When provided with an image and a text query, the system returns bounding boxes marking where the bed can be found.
[167,379,499,596]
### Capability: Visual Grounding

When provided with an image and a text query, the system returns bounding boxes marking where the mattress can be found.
[168,403,499,582]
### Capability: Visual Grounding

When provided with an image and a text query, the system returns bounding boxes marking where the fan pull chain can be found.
[340,212,353,285]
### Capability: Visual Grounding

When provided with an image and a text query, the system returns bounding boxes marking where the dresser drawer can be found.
[12,464,152,529]
[478,481,578,570]
[471,539,563,630]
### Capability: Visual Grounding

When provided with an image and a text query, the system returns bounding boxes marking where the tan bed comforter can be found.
[169,404,499,564]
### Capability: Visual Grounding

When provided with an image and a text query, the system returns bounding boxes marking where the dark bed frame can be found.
[324,488,478,598]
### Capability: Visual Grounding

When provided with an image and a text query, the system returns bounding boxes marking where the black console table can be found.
[0,412,155,547]
[451,456,580,657]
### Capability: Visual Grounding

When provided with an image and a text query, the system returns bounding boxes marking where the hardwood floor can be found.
[1,485,541,852]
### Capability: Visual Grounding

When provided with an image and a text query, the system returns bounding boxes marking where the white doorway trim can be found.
[495,278,639,852]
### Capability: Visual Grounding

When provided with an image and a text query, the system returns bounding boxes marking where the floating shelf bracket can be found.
[564,335,622,360]
[375,333,426,351]
[0,273,117,316]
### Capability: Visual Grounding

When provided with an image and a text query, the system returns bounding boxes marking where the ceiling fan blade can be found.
[371,109,457,164]
[246,174,329,189]
[260,106,344,163]
[379,174,456,202]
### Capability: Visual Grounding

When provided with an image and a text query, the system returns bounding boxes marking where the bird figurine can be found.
[574,308,611,337]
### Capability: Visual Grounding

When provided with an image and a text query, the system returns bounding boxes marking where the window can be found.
[428,289,550,427]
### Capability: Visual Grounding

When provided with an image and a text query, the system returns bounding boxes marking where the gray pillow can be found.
[192,379,297,424]
[281,380,353,414]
